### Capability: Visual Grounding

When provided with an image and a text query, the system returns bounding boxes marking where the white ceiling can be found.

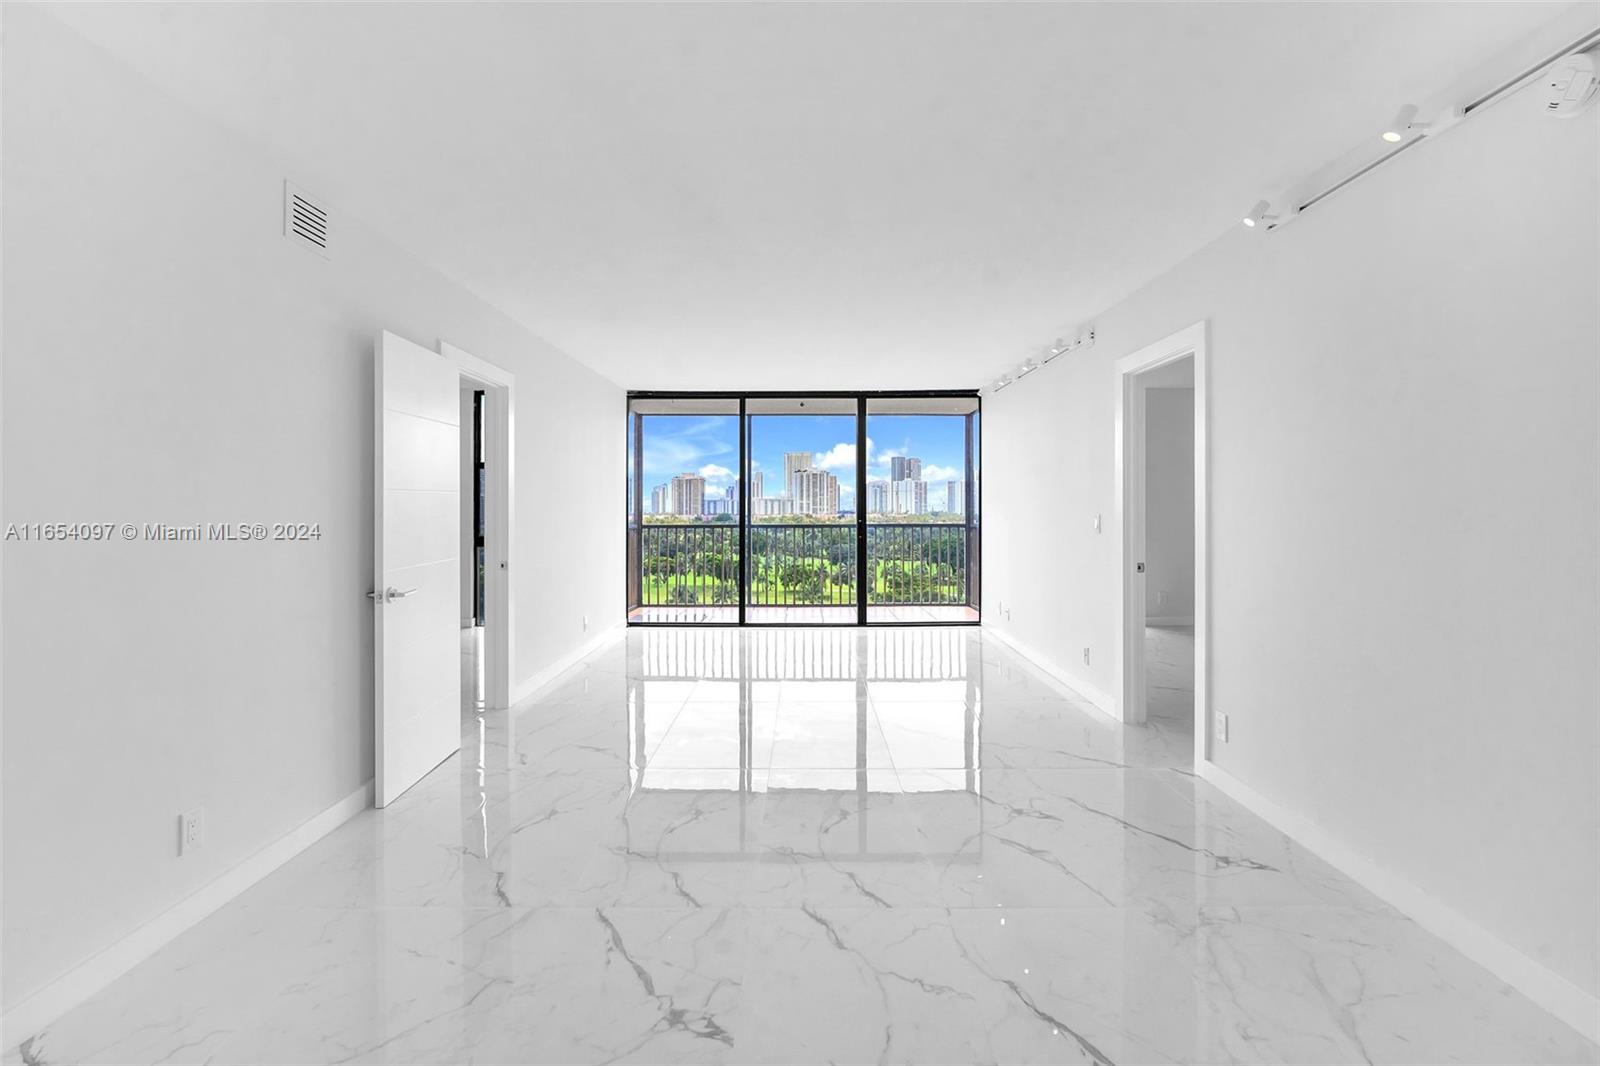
[45,2,1572,390]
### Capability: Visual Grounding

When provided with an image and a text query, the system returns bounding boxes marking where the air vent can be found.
[283,181,330,258]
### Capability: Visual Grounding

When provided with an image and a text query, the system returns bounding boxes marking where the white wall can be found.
[983,78,1598,1002]
[1143,387,1195,620]
[1,5,623,1015]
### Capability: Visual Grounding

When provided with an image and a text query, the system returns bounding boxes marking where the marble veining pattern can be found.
[9,626,1595,1065]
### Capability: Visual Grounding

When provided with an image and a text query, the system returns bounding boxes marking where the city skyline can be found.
[638,413,970,515]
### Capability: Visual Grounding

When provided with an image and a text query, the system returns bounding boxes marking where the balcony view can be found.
[626,395,980,624]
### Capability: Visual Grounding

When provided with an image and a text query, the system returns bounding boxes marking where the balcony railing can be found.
[635,522,973,608]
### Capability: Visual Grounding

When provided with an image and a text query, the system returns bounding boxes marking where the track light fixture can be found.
[1381,103,1427,143]
[1241,199,1279,229]
[990,329,1096,394]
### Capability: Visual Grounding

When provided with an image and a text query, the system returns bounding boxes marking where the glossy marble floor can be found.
[1145,624,1195,729]
[11,626,1595,1065]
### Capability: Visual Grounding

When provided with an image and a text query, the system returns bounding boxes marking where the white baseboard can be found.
[1,779,373,1047]
[1146,614,1195,626]
[511,622,625,707]
[982,625,1120,722]
[1196,761,1599,1044]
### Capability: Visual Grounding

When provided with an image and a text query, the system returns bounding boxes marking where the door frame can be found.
[441,341,514,709]
[1113,321,1208,768]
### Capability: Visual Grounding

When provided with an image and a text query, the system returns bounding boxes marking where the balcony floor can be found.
[627,604,979,624]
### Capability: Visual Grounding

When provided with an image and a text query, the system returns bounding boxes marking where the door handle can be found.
[367,587,419,603]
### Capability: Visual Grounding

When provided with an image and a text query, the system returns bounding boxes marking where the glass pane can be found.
[864,396,979,623]
[628,398,741,623]
[745,399,857,624]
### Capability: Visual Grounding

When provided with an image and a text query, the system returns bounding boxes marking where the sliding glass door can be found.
[864,397,980,623]
[744,398,858,624]
[627,398,741,624]
[626,393,978,626]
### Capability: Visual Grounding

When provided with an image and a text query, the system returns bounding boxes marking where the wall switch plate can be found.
[1093,514,1102,533]
[1157,590,1168,607]
[1082,647,1091,665]
[1214,714,1229,744]
[582,616,588,631]
[180,807,205,855]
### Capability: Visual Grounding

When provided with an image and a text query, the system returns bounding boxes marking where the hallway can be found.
[13,628,1591,1065]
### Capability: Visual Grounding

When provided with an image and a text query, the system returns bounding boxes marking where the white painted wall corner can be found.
[982,624,1119,721]
[0,780,373,1048]
[511,622,627,708]
[1196,761,1600,1045]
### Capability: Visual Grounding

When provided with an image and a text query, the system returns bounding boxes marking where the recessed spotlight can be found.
[1016,359,1039,377]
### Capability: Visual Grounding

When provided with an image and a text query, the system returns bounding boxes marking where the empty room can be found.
[2,2,1597,1064]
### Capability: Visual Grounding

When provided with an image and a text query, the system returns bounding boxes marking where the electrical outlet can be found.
[1093,513,1102,533]
[582,615,588,632]
[1214,713,1229,744]
[1157,590,1168,607]
[1082,647,1091,665]
[179,807,205,855]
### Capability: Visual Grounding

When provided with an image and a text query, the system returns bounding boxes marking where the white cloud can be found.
[922,464,961,482]
[814,442,855,471]
[698,464,735,481]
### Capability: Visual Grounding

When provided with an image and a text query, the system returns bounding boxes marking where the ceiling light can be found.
[993,375,1013,392]
[1381,104,1428,143]
[1241,200,1279,229]
[1016,359,1039,377]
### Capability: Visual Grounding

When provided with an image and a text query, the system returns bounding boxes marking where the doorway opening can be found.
[462,387,487,712]
[444,343,515,714]
[1114,322,1208,768]
[373,332,514,809]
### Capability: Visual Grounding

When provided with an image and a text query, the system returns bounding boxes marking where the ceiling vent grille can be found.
[283,181,330,258]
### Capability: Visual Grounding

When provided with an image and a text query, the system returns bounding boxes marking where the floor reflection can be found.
[626,627,981,860]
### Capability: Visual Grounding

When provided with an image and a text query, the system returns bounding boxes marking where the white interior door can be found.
[374,330,461,807]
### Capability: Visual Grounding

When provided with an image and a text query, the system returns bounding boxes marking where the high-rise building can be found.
[725,482,739,516]
[792,468,840,516]
[649,484,669,515]
[890,455,923,484]
[867,480,889,514]
[669,472,705,516]
[945,480,964,515]
[784,452,813,497]
[752,496,795,517]
[890,479,928,515]
[749,471,764,499]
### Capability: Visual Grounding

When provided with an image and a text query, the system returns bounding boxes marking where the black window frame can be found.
[625,390,981,629]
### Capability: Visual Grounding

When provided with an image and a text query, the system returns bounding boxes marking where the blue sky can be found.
[639,414,969,510]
